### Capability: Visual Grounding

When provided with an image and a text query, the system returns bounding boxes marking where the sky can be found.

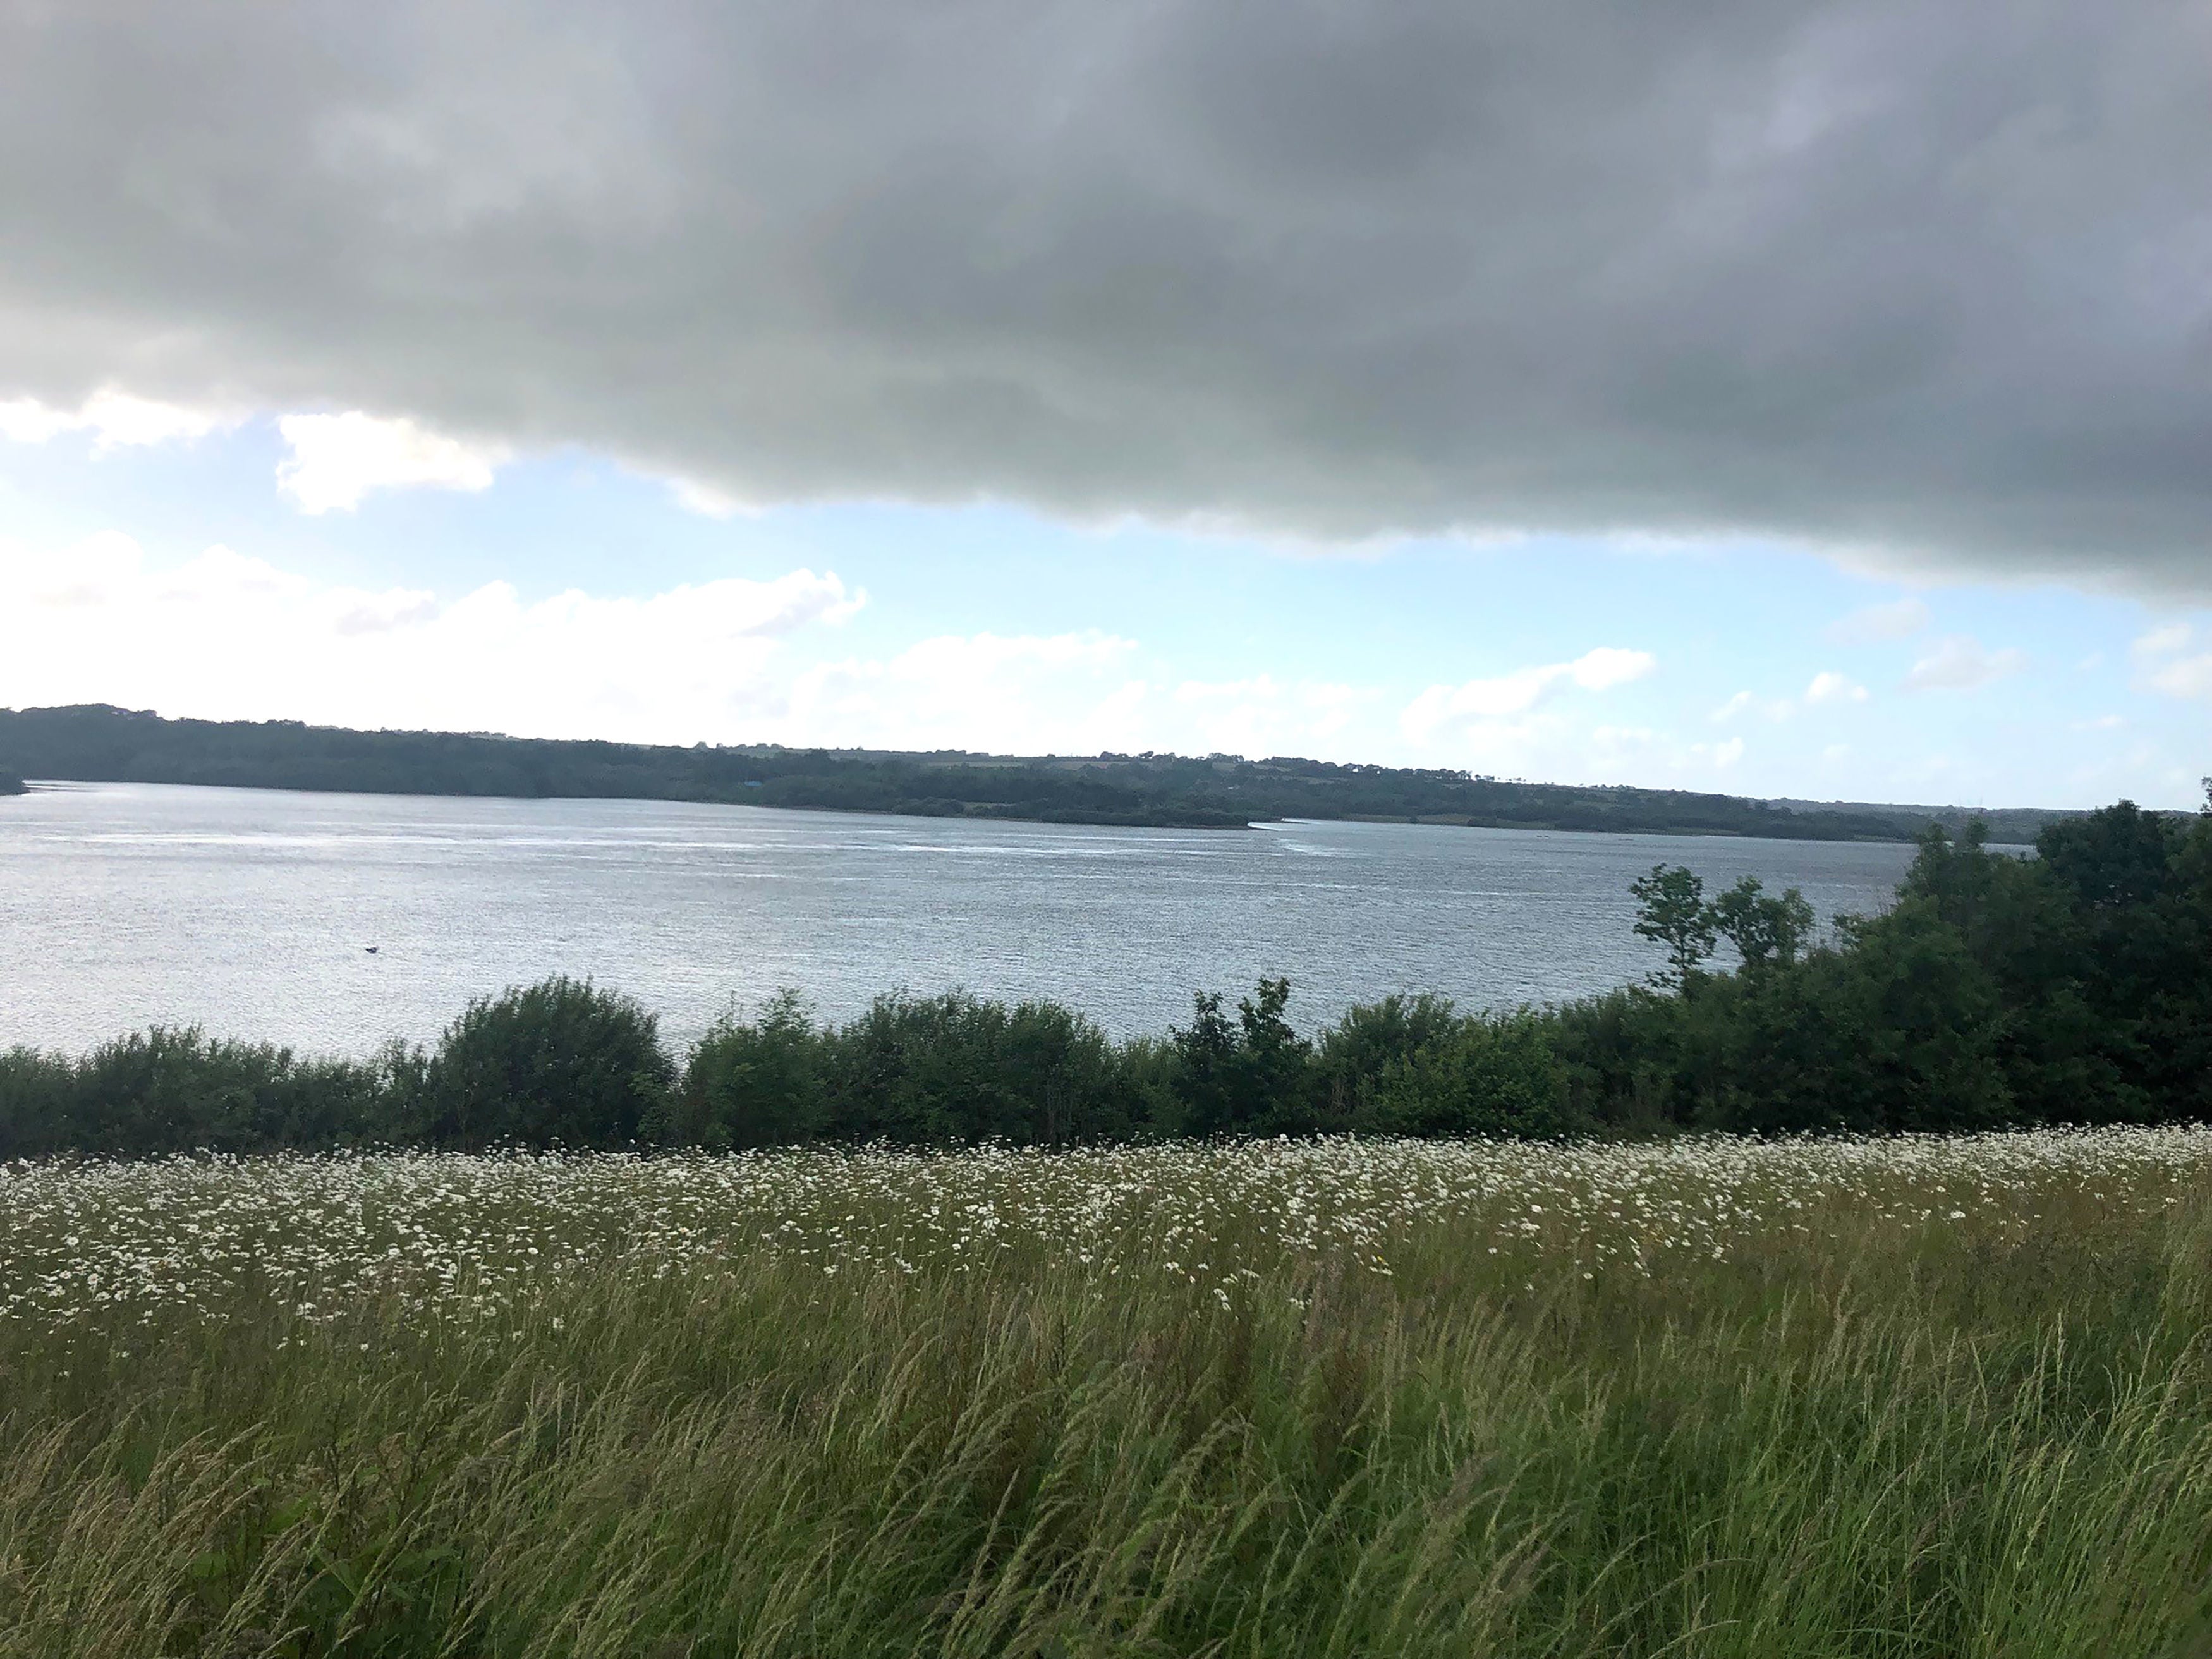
[0,1,2206,809]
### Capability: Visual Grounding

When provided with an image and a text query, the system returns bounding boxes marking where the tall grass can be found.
[3,1131,2210,1656]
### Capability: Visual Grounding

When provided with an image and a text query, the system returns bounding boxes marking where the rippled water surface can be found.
[1,782,1923,1052]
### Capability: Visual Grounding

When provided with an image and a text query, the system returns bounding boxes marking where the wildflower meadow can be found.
[4,1128,2211,1655]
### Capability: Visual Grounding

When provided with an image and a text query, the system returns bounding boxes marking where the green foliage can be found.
[1710,874,1815,968]
[1170,978,1316,1136]
[0,1030,396,1160]
[830,990,1148,1144]
[664,990,1164,1148]
[1629,863,1717,987]
[1361,1011,1572,1138]
[1679,902,2013,1134]
[652,990,829,1150]
[1634,865,1814,983]
[1567,803,2212,1135]
[421,977,673,1150]
[1311,994,1464,1126]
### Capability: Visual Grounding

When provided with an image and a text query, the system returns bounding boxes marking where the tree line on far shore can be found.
[3,791,2207,1160]
[0,702,2070,840]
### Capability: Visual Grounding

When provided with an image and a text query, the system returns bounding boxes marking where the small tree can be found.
[425,976,673,1149]
[1711,875,1815,969]
[1630,864,1715,990]
[1170,978,1313,1135]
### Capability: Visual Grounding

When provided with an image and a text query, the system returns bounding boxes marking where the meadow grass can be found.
[2,1131,2210,1657]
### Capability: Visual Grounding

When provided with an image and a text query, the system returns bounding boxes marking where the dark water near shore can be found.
[0,782,1923,1054]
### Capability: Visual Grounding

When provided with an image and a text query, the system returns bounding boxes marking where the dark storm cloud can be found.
[3,0,2209,591]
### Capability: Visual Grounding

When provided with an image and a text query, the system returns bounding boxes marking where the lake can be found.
[0,782,1924,1054]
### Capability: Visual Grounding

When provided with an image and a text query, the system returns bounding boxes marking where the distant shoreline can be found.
[0,703,2081,844]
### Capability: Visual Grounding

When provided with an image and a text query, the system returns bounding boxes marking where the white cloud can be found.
[1171,676,1375,756]
[0,388,228,450]
[1567,648,1658,693]
[787,632,1146,754]
[1827,597,1931,645]
[1803,671,1869,705]
[2070,714,2125,731]
[0,532,1382,762]
[1902,635,2029,692]
[276,411,508,513]
[1711,690,1794,724]
[2148,658,2212,699]
[1401,647,1655,743]
[2132,621,2212,700]
[0,534,861,744]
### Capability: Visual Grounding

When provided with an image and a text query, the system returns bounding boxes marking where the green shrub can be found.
[1359,1011,1573,1138]
[0,1031,390,1159]
[1170,978,1315,1136]
[423,977,672,1149]
[659,990,832,1150]
[1313,994,1462,1128]
[827,990,1150,1145]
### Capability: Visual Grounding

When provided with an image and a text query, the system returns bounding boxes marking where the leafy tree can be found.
[1630,865,1717,988]
[1691,904,2013,1134]
[1899,818,2001,933]
[423,977,672,1149]
[1170,978,1314,1135]
[1710,876,1815,969]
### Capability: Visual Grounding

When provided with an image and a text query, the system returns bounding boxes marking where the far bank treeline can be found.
[0,703,2065,841]
[5,793,2207,1160]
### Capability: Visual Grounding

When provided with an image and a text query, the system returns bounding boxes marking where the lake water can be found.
[1,782,1923,1055]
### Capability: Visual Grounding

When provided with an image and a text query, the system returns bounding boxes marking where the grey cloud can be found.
[4,1,2212,592]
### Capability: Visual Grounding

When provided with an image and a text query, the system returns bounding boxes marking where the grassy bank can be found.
[3,1129,2210,1656]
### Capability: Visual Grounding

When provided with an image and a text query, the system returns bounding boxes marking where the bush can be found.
[422,977,672,1150]
[669,989,1162,1149]
[1170,978,1315,1136]
[658,990,830,1150]
[827,990,1150,1145]
[1360,1010,1573,1138]
[1549,989,1687,1133]
[0,1031,392,1160]
[1312,994,1462,1128]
